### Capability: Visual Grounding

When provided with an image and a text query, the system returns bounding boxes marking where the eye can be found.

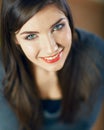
[53,23,65,31]
[25,34,37,40]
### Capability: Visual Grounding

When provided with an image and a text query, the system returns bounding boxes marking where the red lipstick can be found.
[42,51,62,63]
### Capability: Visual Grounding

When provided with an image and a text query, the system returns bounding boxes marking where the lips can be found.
[41,50,63,63]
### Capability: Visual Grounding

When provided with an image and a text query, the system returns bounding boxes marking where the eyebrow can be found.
[20,17,66,35]
[50,17,65,29]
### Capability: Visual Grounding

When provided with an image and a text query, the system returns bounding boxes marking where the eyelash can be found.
[24,23,65,40]
[25,34,37,40]
[52,23,65,32]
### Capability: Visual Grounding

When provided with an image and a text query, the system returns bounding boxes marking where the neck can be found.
[34,66,62,100]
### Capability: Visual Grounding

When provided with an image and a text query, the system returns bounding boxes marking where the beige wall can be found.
[68,0,104,38]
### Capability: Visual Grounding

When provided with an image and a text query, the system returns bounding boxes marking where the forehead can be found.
[19,4,66,32]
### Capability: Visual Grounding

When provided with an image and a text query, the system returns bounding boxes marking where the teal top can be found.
[41,92,104,130]
[0,28,104,130]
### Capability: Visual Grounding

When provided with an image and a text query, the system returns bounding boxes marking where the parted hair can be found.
[0,0,104,130]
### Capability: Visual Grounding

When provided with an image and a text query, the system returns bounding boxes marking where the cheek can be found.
[54,25,72,46]
[65,30,72,45]
[60,29,72,46]
[20,44,37,58]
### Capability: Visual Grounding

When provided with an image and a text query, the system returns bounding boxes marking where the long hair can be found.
[0,0,104,130]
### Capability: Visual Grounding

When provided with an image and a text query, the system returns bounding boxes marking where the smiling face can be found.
[15,4,72,72]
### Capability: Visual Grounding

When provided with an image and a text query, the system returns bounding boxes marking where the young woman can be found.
[0,0,104,130]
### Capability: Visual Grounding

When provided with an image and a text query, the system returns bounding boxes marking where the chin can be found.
[45,63,64,72]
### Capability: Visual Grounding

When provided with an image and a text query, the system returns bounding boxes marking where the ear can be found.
[15,39,19,45]
[14,31,20,45]
[14,35,20,45]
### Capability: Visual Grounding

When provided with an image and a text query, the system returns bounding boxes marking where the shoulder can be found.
[75,28,104,53]
[75,28,104,44]
[0,94,19,130]
[74,28,104,96]
[75,28,104,68]
[0,51,19,130]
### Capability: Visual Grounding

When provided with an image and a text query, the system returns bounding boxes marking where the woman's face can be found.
[16,4,72,72]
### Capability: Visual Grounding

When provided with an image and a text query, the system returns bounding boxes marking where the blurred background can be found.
[68,0,104,130]
[0,0,104,129]
[68,0,104,38]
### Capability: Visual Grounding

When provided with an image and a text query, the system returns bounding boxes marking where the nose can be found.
[41,34,58,54]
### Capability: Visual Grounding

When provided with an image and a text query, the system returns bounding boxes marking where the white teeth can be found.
[42,48,63,61]
[44,54,58,60]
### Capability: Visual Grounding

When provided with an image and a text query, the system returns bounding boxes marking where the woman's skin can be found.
[15,5,72,99]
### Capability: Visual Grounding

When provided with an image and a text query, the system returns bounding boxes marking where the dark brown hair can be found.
[0,0,104,130]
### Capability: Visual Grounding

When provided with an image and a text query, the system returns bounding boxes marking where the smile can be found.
[41,50,63,63]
